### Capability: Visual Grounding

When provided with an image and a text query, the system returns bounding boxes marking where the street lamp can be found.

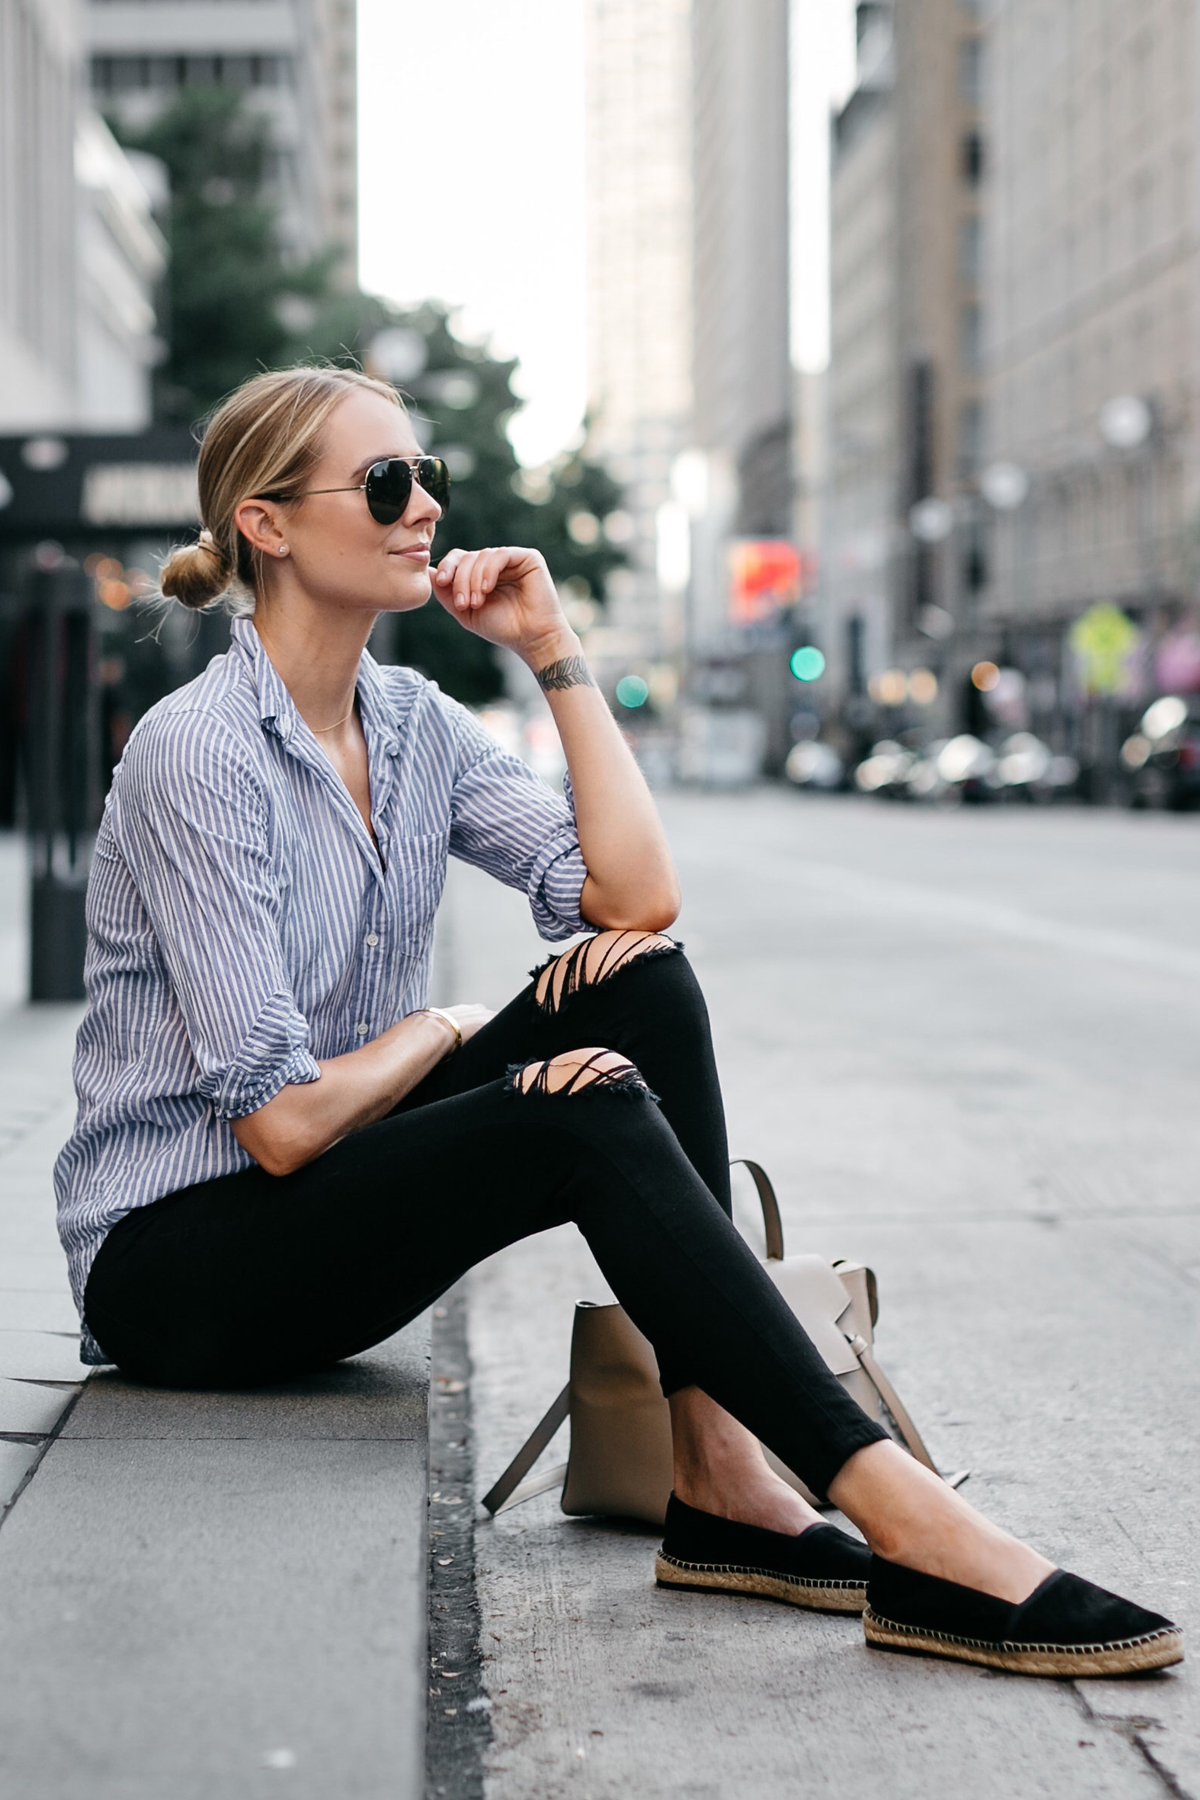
[908,496,954,544]
[979,461,1029,512]
[1099,394,1152,452]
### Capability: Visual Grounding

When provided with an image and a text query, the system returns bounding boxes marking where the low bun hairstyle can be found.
[159,366,405,612]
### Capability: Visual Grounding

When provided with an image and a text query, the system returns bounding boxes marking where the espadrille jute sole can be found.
[863,1607,1184,1677]
[656,1552,867,1614]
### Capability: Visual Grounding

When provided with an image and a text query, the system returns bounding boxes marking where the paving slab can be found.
[0,1438,41,1507]
[0,1287,88,1332]
[0,1330,87,1382]
[0,1377,81,1436]
[0,1324,431,1800]
[65,1352,432,1442]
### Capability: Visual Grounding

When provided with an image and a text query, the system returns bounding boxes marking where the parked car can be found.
[784,740,844,790]
[1121,695,1200,811]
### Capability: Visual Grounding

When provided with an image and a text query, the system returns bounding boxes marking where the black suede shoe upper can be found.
[662,1493,871,1582]
[868,1557,1177,1648]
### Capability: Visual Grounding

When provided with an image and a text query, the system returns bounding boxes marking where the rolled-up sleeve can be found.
[443,699,586,941]
[115,711,321,1118]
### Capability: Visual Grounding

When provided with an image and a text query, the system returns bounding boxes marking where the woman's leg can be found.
[85,1058,884,1502]
[409,933,733,1215]
[412,935,817,1530]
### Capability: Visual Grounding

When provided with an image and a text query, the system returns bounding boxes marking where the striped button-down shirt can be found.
[55,617,586,1361]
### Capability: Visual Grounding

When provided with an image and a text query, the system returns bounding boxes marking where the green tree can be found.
[114,86,332,423]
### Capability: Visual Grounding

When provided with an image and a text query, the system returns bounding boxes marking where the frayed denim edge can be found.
[527,934,683,1018]
[503,1060,661,1104]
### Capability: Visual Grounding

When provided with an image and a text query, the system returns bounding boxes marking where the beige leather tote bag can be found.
[483,1162,961,1524]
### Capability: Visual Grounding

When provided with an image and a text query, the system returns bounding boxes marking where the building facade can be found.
[87,0,357,282]
[583,0,694,657]
[0,0,164,431]
[823,0,1200,754]
[821,1,898,710]
[822,0,987,727]
[982,0,1199,685]
[688,0,791,653]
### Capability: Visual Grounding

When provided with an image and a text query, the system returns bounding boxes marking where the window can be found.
[958,399,985,476]
[959,303,983,370]
[958,39,983,107]
[962,519,988,593]
[962,131,985,185]
[958,215,982,286]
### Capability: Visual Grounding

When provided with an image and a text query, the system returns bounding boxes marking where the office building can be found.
[583,0,693,655]
[86,0,358,282]
[983,0,1199,673]
[0,0,165,431]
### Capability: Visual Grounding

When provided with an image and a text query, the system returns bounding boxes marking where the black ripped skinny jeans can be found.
[84,944,886,1499]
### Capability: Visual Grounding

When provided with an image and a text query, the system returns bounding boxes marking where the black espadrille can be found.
[864,1556,1183,1677]
[655,1493,871,1613]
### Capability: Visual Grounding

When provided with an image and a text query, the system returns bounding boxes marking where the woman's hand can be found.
[441,1002,494,1044]
[432,546,576,673]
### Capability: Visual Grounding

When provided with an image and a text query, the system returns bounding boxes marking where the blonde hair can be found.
[159,366,404,612]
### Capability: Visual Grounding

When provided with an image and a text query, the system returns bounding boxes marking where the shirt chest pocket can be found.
[386,829,450,957]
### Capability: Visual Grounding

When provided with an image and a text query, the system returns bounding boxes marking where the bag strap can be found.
[480,1383,570,1516]
[731,1157,785,1262]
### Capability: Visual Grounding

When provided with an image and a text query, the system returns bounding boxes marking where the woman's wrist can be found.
[415,1006,462,1056]
[522,628,588,685]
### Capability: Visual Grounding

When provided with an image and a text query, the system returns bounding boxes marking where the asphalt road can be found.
[443,791,1200,1800]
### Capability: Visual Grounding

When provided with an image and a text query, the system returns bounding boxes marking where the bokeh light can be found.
[971,660,1000,691]
[908,667,938,705]
[868,669,908,706]
[615,674,649,709]
[789,645,825,682]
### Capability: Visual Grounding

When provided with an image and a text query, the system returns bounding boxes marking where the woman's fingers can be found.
[434,547,514,614]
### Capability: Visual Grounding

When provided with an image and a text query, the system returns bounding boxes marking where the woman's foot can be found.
[657,1493,870,1613]
[669,1386,824,1536]
[863,1559,1183,1677]
[829,1440,1054,1603]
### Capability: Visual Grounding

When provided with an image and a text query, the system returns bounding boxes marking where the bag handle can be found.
[731,1157,785,1262]
[481,1383,569,1516]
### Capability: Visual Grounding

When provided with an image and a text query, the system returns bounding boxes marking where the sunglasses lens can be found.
[363,458,451,523]
[364,460,409,525]
[417,458,451,515]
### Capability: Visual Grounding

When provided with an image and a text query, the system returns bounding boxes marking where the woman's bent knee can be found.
[508,1046,652,1098]
[533,930,678,1012]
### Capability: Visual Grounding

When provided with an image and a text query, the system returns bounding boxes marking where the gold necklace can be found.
[310,702,356,735]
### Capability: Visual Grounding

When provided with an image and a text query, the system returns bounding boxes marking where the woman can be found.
[56,367,1180,1680]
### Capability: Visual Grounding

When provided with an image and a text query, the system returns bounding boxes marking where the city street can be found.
[440,789,1200,1799]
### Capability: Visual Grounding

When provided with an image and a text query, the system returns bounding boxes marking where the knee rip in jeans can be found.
[532,929,678,1014]
[507,1047,654,1099]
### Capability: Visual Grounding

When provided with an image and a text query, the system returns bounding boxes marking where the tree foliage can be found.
[115,85,625,702]
[115,86,330,423]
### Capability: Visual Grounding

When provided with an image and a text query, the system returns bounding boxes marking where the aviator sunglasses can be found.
[256,455,452,525]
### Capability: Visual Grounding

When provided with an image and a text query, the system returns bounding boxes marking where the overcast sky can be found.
[357,0,857,466]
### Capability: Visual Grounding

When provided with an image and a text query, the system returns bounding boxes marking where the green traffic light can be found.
[790,645,825,682]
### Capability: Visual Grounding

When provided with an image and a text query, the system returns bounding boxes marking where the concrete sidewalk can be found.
[0,834,432,1799]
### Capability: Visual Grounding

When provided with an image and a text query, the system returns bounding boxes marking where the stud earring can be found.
[278,545,288,556]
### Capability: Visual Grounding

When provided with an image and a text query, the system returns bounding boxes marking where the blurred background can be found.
[2,0,1199,993]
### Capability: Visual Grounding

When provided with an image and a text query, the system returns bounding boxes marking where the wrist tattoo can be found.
[535,654,595,693]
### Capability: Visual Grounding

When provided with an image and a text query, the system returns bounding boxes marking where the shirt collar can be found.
[230,615,400,758]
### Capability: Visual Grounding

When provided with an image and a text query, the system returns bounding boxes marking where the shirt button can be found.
[365,933,379,947]
[355,1021,369,1037]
